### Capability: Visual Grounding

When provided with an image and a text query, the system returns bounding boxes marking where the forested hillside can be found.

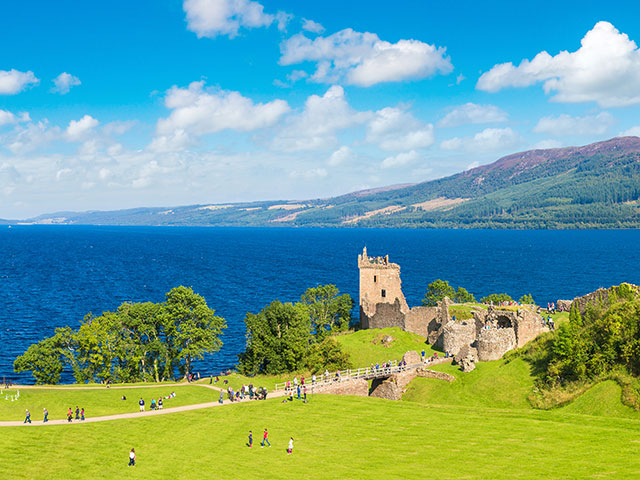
[18,136,640,229]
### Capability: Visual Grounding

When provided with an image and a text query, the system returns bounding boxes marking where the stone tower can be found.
[358,247,409,322]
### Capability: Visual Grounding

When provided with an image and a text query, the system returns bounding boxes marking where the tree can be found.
[519,293,535,305]
[238,300,312,375]
[422,280,456,306]
[300,284,354,339]
[480,293,514,304]
[306,337,352,373]
[455,287,476,304]
[161,286,226,379]
[13,328,75,384]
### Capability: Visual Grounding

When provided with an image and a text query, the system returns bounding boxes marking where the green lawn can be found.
[335,327,439,366]
[0,384,219,421]
[403,357,536,410]
[3,394,640,479]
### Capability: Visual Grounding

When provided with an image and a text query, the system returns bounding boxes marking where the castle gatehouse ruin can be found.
[358,247,548,361]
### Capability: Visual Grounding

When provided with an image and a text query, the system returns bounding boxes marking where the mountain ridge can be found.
[8,136,640,229]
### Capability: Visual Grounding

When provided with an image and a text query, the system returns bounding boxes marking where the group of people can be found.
[283,384,307,403]
[219,384,267,404]
[67,406,85,422]
[247,428,294,454]
[24,406,83,423]
[543,316,556,329]
[138,392,175,412]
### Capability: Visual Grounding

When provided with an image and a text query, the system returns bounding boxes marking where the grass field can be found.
[3,393,640,479]
[0,384,219,421]
[334,327,438,366]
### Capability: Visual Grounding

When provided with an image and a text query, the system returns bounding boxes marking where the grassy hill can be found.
[21,136,640,229]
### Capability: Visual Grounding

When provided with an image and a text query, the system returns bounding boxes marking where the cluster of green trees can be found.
[421,279,535,306]
[238,284,353,375]
[14,286,226,384]
[542,284,640,384]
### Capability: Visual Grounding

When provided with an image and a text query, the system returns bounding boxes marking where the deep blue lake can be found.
[1,226,639,383]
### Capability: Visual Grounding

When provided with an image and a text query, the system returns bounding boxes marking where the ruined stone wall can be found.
[404,306,438,337]
[440,321,476,356]
[416,368,456,382]
[514,309,545,347]
[571,284,640,315]
[360,300,406,330]
[369,371,417,400]
[314,378,369,397]
[476,328,516,361]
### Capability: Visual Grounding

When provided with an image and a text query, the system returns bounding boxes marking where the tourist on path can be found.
[158,398,163,410]
[139,398,145,412]
[248,430,253,448]
[303,386,307,403]
[75,406,80,420]
[219,391,224,404]
[81,408,85,421]
[24,409,31,424]
[128,448,136,467]
[151,398,156,410]
[261,428,271,448]
[67,408,73,422]
[43,408,48,423]
[287,437,294,455]
[297,384,301,400]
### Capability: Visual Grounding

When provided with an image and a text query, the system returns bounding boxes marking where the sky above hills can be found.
[2,0,640,218]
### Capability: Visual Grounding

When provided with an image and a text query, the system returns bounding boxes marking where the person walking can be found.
[80,408,85,421]
[287,437,294,455]
[296,384,301,400]
[219,391,224,404]
[261,428,271,448]
[67,407,73,422]
[248,430,253,448]
[303,386,307,403]
[128,448,136,467]
[139,398,145,412]
[43,408,48,423]
[24,409,31,424]
[75,406,80,420]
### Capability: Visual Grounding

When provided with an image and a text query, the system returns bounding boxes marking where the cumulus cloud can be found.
[280,28,453,87]
[328,146,353,166]
[0,110,30,127]
[440,127,521,153]
[619,126,640,137]
[66,115,100,141]
[533,112,614,136]
[154,81,290,149]
[183,0,288,38]
[6,121,60,154]
[272,85,370,152]
[366,107,434,151]
[302,18,324,34]
[477,21,640,107]
[51,72,81,94]
[438,103,508,127]
[381,150,419,169]
[0,69,39,95]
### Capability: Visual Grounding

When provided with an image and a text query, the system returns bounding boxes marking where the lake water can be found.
[1,226,639,383]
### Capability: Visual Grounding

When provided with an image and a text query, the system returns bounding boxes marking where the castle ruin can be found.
[358,247,547,362]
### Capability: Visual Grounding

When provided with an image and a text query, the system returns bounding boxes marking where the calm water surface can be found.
[1,226,638,383]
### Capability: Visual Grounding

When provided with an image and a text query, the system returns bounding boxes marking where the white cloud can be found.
[289,167,328,179]
[148,129,196,153]
[51,72,81,94]
[328,146,353,166]
[280,28,453,87]
[6,121,60,154]
[438,103,508,127]
[66,115,100,141]
[0,69,39,95]
[618,126,640,137]
[155,81,290,146]
[102,120,136,136]
[533,112,614,136]
[477,21,640,107]
[366,107,434,151]
[272,85,370,152]
[302,18,324,34]
[440,127,521,153]
[0,110,30,127]
[183,0,288,38]
[381,150,419,169]
[533,139,564,149]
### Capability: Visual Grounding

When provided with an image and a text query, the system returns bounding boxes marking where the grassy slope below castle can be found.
[3,394,640,479]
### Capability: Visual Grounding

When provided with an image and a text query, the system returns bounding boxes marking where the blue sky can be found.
[1,0,640,218]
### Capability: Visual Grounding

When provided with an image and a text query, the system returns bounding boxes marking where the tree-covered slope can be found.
[22,136,640,228]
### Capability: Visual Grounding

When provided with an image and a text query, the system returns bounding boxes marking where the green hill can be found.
[24,136,640,229]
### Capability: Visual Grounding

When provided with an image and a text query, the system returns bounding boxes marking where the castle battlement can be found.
[357,247,399,270]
